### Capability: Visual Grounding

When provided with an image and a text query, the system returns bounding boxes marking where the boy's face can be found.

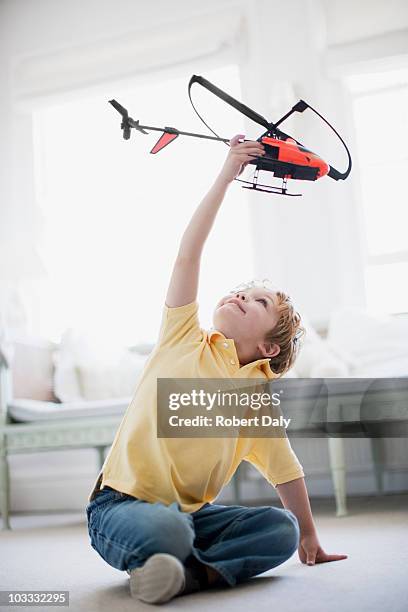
[213,286,280,355]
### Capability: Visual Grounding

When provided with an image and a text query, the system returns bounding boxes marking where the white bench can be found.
[0,338,146,530]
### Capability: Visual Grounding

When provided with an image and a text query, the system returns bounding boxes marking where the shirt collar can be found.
[208,328,226,343]
[207,328,279,379]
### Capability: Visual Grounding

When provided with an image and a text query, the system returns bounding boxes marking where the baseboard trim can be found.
[9,468,408,512]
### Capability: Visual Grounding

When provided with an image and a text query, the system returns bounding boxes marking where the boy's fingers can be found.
[234,141,264,150]
[233,147,265,157]
[324,554,348,561]
[230,137,264,152]
[229,134,245,147]
[237,153,264,162]
[316,553,348,563]
[234,146,265,153]
[233,150,265,159]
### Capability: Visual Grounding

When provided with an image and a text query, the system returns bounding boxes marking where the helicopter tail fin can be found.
[150,130,179,154]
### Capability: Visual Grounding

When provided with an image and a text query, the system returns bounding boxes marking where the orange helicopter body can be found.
[260,136,329,180]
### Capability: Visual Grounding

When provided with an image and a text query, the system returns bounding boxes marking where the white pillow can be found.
[1,336,58,401]
[53,329,88,403]
[76,350,147,400]
[327,309,408,377]
[53,328,148,402]
[293,313,350,378]
[281,368,299,378]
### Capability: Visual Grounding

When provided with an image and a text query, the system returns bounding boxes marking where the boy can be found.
[86,135,347,605]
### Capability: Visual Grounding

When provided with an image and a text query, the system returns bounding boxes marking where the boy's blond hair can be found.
[229,279,306,377]
[264,289,305,377]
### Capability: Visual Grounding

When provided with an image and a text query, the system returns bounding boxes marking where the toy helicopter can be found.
[109,75,352,196]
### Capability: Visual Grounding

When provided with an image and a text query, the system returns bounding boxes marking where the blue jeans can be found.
[85,487,300,587]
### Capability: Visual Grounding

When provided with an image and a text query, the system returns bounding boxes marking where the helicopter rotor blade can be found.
[109,99,128,119]
[189,75,272,132]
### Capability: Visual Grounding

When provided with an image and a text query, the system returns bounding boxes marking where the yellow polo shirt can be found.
[87,301,304,511]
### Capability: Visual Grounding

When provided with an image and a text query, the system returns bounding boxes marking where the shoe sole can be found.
[129,553,185,604]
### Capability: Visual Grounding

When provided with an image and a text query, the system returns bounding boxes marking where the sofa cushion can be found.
[53,329,90,403]
[8,396,132,422]
[53,328,149,402]
[289,313,350,378]
[327,309,408,377]
[76,350,148,400]
[7,338,59,402]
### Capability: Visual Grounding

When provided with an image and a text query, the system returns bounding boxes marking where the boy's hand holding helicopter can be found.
[218,135,266,184]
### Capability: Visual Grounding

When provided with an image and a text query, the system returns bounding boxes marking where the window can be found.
[349,68,408,315]
[32,63,251,344]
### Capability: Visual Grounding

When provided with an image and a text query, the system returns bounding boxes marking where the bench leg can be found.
[370,438,385,493]
[328,437,348,517]
[0,444,11,530]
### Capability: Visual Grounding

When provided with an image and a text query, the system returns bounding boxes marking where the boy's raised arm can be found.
[165,135,265,308]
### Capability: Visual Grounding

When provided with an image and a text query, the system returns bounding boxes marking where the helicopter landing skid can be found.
[235,176,302,197]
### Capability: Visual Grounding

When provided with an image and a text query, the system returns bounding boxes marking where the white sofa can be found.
[282,308,408,514]
[1,308,407,529]
[0,332,150,529]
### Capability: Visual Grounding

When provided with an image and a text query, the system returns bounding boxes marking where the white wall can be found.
[1,0,408,512]
[325,0,408,45]
[2,0,408,328]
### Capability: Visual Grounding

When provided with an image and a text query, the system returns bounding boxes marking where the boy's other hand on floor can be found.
[298,532,348,566]
[217,134,265,184]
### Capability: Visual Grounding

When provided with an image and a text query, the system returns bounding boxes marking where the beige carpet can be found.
[1,494,407,611]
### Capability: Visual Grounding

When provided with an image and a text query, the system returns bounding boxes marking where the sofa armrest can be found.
[128,343,154,356]
[0,346,11,369]
[0,350,13,424]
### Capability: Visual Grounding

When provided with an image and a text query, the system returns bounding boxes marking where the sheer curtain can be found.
[349,67,408,315]
[31,63,253,345]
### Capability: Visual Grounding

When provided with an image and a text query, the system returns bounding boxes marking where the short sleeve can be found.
[245,435,304,488]
[156,301,204,348]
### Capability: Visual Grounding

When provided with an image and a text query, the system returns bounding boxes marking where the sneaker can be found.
[128,553,186,604]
